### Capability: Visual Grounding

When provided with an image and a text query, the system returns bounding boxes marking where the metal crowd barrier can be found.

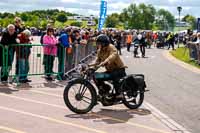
[0,44,5,81]
[64,40,97,78]
[0,40,97,84]
[187,42,200,64]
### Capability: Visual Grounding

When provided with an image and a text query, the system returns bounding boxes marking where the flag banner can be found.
[98,0,107,31]
[197,18,200,32]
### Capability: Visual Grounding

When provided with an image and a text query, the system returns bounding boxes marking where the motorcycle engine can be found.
[99,83,111,96]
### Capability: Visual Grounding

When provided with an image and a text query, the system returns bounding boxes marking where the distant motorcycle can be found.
[63,63,148,114]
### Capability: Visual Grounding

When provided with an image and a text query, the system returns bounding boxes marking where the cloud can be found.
[0,0,199,17]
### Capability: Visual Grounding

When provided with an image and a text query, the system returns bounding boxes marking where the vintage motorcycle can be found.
[63,63,148,114]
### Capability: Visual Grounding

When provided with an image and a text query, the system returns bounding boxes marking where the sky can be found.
[0,0,200,18]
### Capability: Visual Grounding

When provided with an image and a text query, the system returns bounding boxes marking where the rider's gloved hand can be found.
[99,61,107,67]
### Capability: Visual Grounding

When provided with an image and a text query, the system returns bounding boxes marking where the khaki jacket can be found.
[95,44,126,72]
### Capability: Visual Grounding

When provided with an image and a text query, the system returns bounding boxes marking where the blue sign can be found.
[197,18,200,32]
[98,0,107,31]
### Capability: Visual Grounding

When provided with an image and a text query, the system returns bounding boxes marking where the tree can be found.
[121,4,141,29]
[120,3,156,30]
[105,13,120,28]
[1,12,14,19]
[138,4,156,30]
[20,13,29,21]
[155,9,175,31]
[56,13,68,23]
[40,20,48,29]
[182,14,196,29]
[71,22,82,27]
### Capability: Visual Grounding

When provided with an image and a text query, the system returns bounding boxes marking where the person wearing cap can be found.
[0,24,17,83]
[16,29,32,83]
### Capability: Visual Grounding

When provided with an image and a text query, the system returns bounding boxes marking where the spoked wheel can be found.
[63,79,97,114]
[122,88,144,109]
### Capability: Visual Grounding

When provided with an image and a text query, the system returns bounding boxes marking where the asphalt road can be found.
[121,47,200,133]
[0,36,199,133]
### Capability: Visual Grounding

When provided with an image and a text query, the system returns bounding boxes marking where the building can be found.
[68,15,97,21]
[175,19,190,27]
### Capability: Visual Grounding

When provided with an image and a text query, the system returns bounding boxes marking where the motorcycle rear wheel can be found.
[122,88,144,109]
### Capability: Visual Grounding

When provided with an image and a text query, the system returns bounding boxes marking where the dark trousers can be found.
[57,46,65,78]
[1,48,15,81]
[127,43,131,52]
[116,43,122,55]
[43,55,55,77]
[140,45,146,57]
[168,42,175,50]
[17,59,29,81]
[1,66,11,81]
[134,46,139,57]
[95,68,126,94]
[118,49,122,55]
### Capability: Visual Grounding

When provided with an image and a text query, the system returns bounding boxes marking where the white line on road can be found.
[0,93,172,133]
[0,126,26,133]
[0,106,106,133]
[144,102,191,133]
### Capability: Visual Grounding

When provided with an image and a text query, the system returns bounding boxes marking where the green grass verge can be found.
[170,47,200,69]
[173,26,190,32]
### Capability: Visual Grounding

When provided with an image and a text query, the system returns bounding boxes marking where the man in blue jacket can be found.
[57,28,72,80]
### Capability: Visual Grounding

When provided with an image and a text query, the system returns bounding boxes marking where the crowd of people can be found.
[0,16,199,84]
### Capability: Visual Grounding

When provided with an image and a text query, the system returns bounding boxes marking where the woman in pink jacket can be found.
[43,28,58,81]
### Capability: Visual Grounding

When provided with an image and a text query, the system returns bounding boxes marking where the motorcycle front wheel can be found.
[63,79,97,114]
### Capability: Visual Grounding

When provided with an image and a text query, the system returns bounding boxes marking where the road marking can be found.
[0,92,172,133]
[0,126,26,133]
[0,106,106,133]
[30,90,61,97]
[144,102,191,133]
[0,93,65,109]
[30,90,187,132]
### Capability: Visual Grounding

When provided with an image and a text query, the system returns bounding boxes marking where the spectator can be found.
[16,29,32,83]
[43,28,58,81]
[14,17,24,34]
[14,17,24,76]
[72,30,82,65]
[167,32,175,50]
[133,33,140,58]
[57,28,72,80]
[152,32,158,47]
[126,32,133,52]
[138,32,146,58]
[114,32,122,55]
[0,24,17,82]
[196,33,200,65]
[40,24,53,44]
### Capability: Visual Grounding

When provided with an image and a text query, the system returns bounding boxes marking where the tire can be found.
[63,79,97,114]
[122,88,144,109]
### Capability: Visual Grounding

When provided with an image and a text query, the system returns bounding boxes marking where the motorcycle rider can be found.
[89,34,127,98]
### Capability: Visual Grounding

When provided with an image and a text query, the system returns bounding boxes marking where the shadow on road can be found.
[43,82,64,88]
[0,86,19,94]
[66,108,151,124]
